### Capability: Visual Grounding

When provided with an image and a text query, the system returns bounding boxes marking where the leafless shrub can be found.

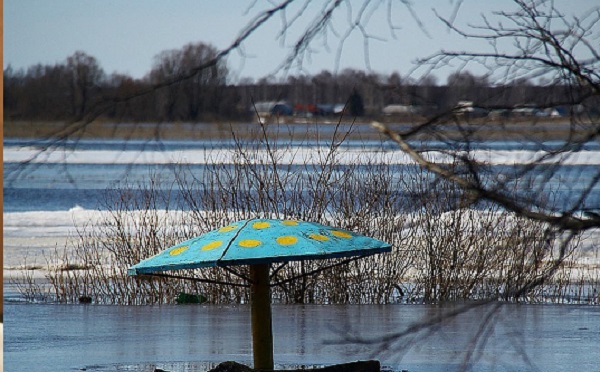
[9,254,51,303]
[13,120,594,305]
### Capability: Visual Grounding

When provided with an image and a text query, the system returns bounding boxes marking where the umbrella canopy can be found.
[127,218,391,275]
[128,218,392,371]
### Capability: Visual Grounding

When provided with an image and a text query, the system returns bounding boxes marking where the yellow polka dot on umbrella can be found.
[239,239,262,248]
[201,241,223,251]
[276,236,298,245]
[309,233,329,241]
[219,225,238,233]
[282,220,298,226]
[170,245,189,256]
[331,230,352,239]
[252,221,271,229]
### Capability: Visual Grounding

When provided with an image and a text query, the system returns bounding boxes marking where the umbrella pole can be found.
[250,263,274,371]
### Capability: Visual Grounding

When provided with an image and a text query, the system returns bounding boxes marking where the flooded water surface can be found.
[5,302,600,371]
[4,136,600,371]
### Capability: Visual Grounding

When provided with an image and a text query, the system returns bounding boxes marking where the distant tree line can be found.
[4,42,598,122]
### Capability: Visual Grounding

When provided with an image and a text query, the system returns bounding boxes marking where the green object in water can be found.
[176,292,207,304]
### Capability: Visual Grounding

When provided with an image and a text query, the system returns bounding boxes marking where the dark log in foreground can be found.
[207,360,381,372]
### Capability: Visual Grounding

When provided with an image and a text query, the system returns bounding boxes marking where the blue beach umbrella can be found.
[128,218,392,370]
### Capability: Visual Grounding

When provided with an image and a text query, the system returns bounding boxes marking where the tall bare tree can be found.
[66,51,104,120]
[367,6,600,362]
[375,0,600,233]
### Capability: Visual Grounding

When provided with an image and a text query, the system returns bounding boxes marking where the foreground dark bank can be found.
[206,360,380,372]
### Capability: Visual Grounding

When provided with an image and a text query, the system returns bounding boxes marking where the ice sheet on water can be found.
[5,145,600,165]
[3,207,106,268]
[4,208,101,231]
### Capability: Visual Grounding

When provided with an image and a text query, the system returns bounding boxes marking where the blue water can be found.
[4,137,600,372]
[4,302,600,372]
[4,138,600,213]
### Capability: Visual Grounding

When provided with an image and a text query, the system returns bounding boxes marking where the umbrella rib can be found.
[139,272,250,288]
[270,254,372,287]
[216,218,254,263]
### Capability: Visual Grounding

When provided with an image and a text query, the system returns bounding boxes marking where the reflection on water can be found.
[5,303,600,371]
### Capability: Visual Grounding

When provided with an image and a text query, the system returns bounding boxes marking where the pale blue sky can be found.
[4,1,598,82]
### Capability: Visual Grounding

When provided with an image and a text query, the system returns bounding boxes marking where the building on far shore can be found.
[252,101,348,120]
[252,101,294,117]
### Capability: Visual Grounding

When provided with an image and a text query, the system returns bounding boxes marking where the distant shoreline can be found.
[4,117,590,142]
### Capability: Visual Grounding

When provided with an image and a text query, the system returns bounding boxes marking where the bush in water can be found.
[13,121,594,305]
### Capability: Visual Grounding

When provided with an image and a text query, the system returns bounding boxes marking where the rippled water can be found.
[5,136,600,371]
[5,137,600,213]
[4,302,600,371]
